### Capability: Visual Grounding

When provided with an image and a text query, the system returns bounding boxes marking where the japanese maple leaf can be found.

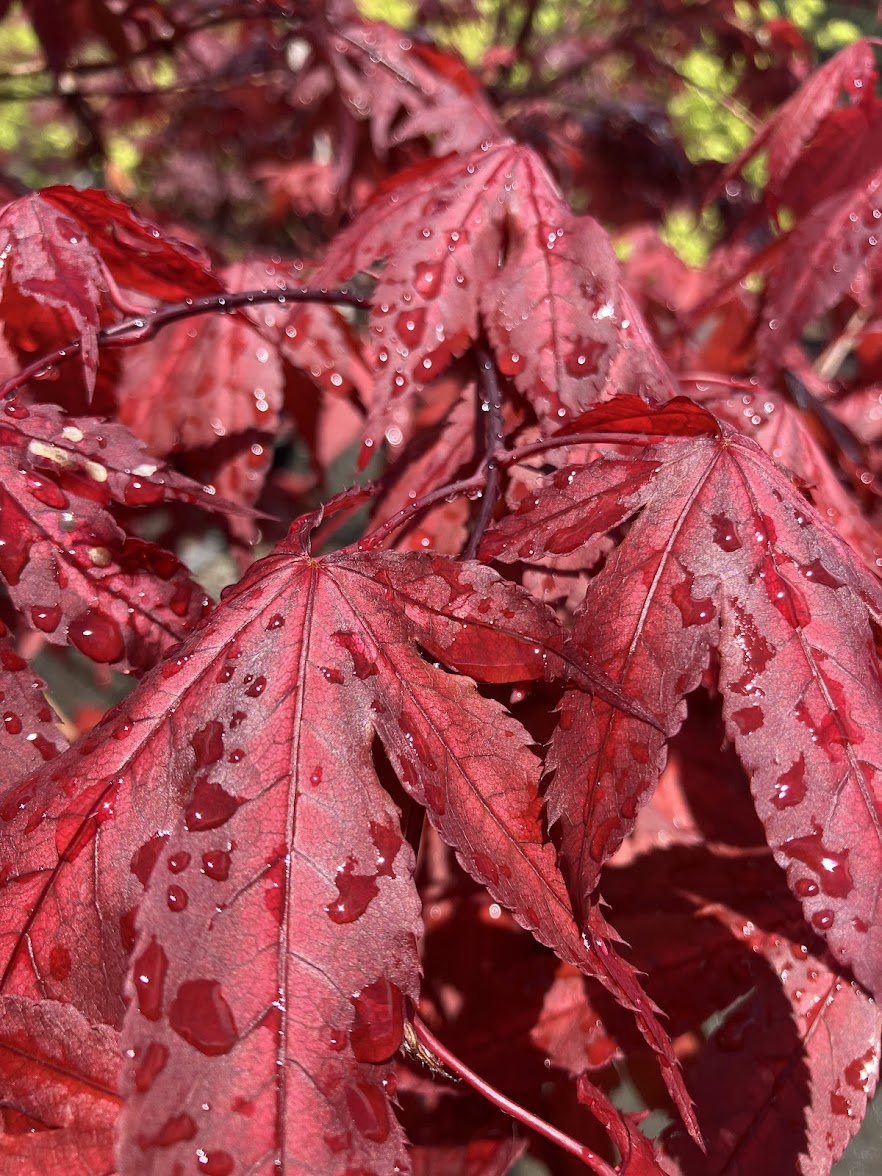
[605,847,882,1175]
[0,187,219,396]
[482,396,882,1000]
[319,142,673,439]
[0,996,119,1176]
[717,38,877,203]
[695,384,881,571]
[0,507,695,1173]
[0,401,242,672]
[0,625,66,780]
[757,164,882,371]
[115,259,372,525]
[298,20,500,156]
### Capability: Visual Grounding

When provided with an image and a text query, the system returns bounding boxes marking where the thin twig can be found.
[464,347,504,560]
[409,1015,619,1176]
[814,305,872,383]
[0,285,368,402]
[357,473,485,551]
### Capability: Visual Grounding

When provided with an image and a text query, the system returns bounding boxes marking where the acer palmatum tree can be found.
[0,1,881,1173]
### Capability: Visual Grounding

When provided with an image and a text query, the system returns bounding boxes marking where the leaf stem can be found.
[409,1015,619,1176]
[0,285,369,402]
[464,347,504,560]
[357,473,485,551]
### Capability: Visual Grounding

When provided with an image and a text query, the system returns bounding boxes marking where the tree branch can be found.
[0,285,368,402]
[409,1014,619,1176]
[464,347,504,560]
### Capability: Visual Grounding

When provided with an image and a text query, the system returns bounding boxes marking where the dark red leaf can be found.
[0,996,119,1175]
[0,402,233,671]
[487,400,882,1000]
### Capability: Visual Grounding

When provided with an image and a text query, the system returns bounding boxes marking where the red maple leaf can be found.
[0,401,243,671]
[484,396,882,1000]
[320,142,672,440]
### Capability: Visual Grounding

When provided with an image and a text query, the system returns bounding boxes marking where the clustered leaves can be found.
[0,2,881,1174]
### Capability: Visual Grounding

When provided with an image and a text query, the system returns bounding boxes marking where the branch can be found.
[357,472,486,552]
[0,285,368,402]
[463,347,504,560]
[409,1015,619,1176]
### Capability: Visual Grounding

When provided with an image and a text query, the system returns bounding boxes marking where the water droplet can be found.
[166,884,188,911]
[29,603,62,633]
[168,978,238,1055]
[3,712,22,736]
[771,755,807,809]
[414,262,443,298]
[781,828,853,898]
[395,307,426,345]
[711,514,742,552]
[671,574,717,626]
[196,1151,235,1176]
[191,721,224,767]
[132,1040,168,1093]
[472,851,499,887]
[350,978,404,1062]
[564,339,604,377]
[332,631,378,679]
[370,820,401,877]
[137,1112,197,1152]
[812,909,835,931]
[344,1081,391,1143]
[184,777,241,831]
[133,938,168,1021]
[130,834,169,888]
[201,849,231,881]
[244,675,266,698]
[68,608,124,663]
[24,472,68,509]
[326,858,379,924]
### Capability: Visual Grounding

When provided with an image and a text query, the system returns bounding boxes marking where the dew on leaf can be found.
[812,909,835,931]
[781,829,853,898]
[184,776,241,831]
[3,712,22,735]
[344,1080,391,1143]
[771,755,807,810]
[201,849,232,881]
[138,1112,196,1149]
[133,1040,168,1093]
[132,937,168,1021]
[168,978,238,1055]
[191,721,225,767]
[472,851,499,887]
[370,820,401,877]
[414,262,443,297]
[332,630,379,679]
[711,514,742,552]
[350,977,405,1063]
[244,675,266,697]
[68,608,124,663]
[196,1149,235,1175]
[24,472,68,509]
[166,884,188,911]
[130,833,169,888]
[326,857,379,924]
[30,604,62,633]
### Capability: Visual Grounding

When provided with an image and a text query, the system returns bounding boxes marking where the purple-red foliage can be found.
[0,2,881,1173]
